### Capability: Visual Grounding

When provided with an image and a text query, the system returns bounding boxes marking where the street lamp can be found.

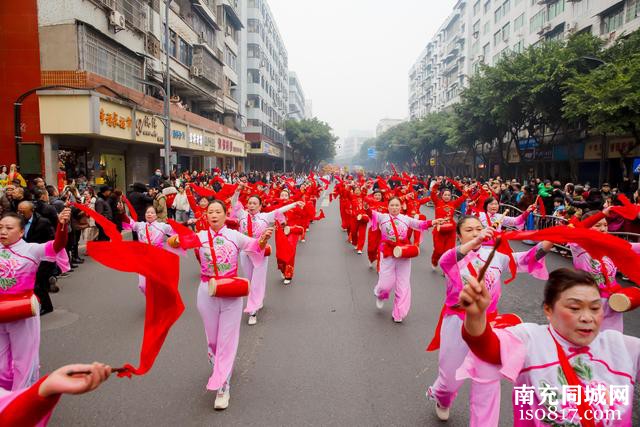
[134,77,171,176]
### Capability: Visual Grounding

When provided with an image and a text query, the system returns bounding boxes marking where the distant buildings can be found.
[409,0,640,119]
[376,118,405,137]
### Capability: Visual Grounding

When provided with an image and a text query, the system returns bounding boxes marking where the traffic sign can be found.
[633,158,640,175]
[367,147,377,159]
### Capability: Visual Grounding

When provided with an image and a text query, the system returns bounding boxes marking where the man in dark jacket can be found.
[17,201,57,315]
[95,185,113,241]
[127,182,153,220]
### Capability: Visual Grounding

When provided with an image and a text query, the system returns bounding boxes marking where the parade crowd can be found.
[2,162,640,426]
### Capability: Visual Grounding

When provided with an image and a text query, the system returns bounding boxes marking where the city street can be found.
[41,196,640,426]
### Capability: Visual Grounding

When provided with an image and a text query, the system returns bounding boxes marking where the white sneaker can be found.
[301,239,306,243]
[393,317,403,323]
[357,250,363,255]
[376,298,384,309]
[214,389,230,410]
[435,401,450,421]
[248,314,257,325]
[283,279,291,285]
[426,388,450,421]
[368,260,375,269]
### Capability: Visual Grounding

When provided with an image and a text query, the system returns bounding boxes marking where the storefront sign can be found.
[98,100,133,140]
[188,128,204,148]
[216,136,246,157]
[585,138,640,160]
[170,122,188,148]
[261,142,282,158]
[203,132,217,150]
[135,112,163,144]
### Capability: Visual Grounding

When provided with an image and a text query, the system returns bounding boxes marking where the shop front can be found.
[38,90,248,188]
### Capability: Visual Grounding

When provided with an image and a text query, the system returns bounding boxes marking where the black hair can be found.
[1,212,26,230]
[456,215,481,234]
[144,205,157,214]
[248,194,263,206]
[553,197,563,204]
[388,196,402,205]
[581,210,602,219]
[543,268,598,308]
[208,199,227,214]
[483,197,498,212]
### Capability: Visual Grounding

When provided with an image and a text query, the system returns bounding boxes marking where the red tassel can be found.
[167,219,202,249]
[87,241,184,377]
[71,202,122,242]
[535,196,546,217]
[122,196,138,222]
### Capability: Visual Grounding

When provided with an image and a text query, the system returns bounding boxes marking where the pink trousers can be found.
[0,316,40,391]
[373,257,412,321]
[240,252,268,315]
[429,315,500,427]
[196,281,242,391]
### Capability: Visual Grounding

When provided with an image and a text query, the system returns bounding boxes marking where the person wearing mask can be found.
[149,168,162,189]
[17,201,59,314]
[94,186,113,241]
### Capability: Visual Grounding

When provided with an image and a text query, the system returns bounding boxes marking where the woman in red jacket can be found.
[429,178,470,269]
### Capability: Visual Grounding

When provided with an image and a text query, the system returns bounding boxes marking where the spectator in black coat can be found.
[17,201,57,314]
[127,182,153,220]
[94,186,113,241]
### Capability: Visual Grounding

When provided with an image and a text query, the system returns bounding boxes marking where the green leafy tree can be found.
[285,118,338,171]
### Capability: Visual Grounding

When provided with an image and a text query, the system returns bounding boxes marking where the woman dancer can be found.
[480,197,534,231]
[232,185,304,325]
[429,178,470,269]
[123,205,176,294]
[426,215,552,425]
[175,200,272,410]
[460,268,640,426]
[371,197,443,322]
[0,209,70,390]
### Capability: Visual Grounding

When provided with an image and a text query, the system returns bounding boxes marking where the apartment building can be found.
[0,0,251,187]
[288,71,306,120]
[409,0,640,120]
[240,0,289,171]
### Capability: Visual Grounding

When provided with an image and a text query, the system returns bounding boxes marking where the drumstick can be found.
[460,236,502,308]
[493,209,509,228]
[66,367,127,376]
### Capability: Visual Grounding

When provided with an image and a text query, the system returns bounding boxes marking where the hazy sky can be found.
[268,0,457,140]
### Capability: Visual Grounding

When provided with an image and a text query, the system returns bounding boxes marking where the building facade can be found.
[1,0,249,188]
[409,0,640,120]
[240,0,289,171]
[287,71,306,120]
[376,118,405,137]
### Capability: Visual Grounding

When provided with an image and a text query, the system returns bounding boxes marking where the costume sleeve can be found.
[461,321,502,364]
[0,376,61,426]
[403,214,433,231]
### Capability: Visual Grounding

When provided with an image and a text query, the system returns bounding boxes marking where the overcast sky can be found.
[268,0,457,140]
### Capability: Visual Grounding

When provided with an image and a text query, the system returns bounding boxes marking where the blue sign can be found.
[367,147,377,159]
[633,158,640,175]
[518,138,538,150]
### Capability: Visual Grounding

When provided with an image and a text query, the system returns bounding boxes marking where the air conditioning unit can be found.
[100,0,116,10]
[538,24,552,35]
[109,11,126,31]
[477,54,485,62]
[190,66,201,77]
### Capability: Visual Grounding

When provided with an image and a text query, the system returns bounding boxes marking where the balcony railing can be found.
[192,45,223,89]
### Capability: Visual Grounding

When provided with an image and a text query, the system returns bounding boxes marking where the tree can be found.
[285,118,338,171]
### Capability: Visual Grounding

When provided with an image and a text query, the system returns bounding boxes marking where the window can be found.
[515,0,523,5]
[178,38,192,66]
[513,39,525,53]
[530,9,546,33]
[484,0,491,14]
[494,29,502,46]
[483,20,490,34]
[627,0,640,22]
[473,0,481,15]
[502,0,510,15]
[495,6,502,23]
[514,13,525,30]
[502,22,511,40]
[472,40,480,56]
[482,42,490,58]
[169,30,177,58]
[473,19,480,35]
[547,0,565,20]
[248,19,260,33]
[602,5,624,33]
[248,0,260,7]
[81,25,143,91]
[225,47,237,72]
[248,69,260,83]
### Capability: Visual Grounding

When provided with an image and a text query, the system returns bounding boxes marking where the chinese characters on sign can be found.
[135,114,163,143]
[99,108,132,130]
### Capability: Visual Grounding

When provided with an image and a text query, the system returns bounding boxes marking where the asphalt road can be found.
[41,196,640,426]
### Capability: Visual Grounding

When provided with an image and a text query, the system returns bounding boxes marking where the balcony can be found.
[192,45,223,89]
[223,0,243,29]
